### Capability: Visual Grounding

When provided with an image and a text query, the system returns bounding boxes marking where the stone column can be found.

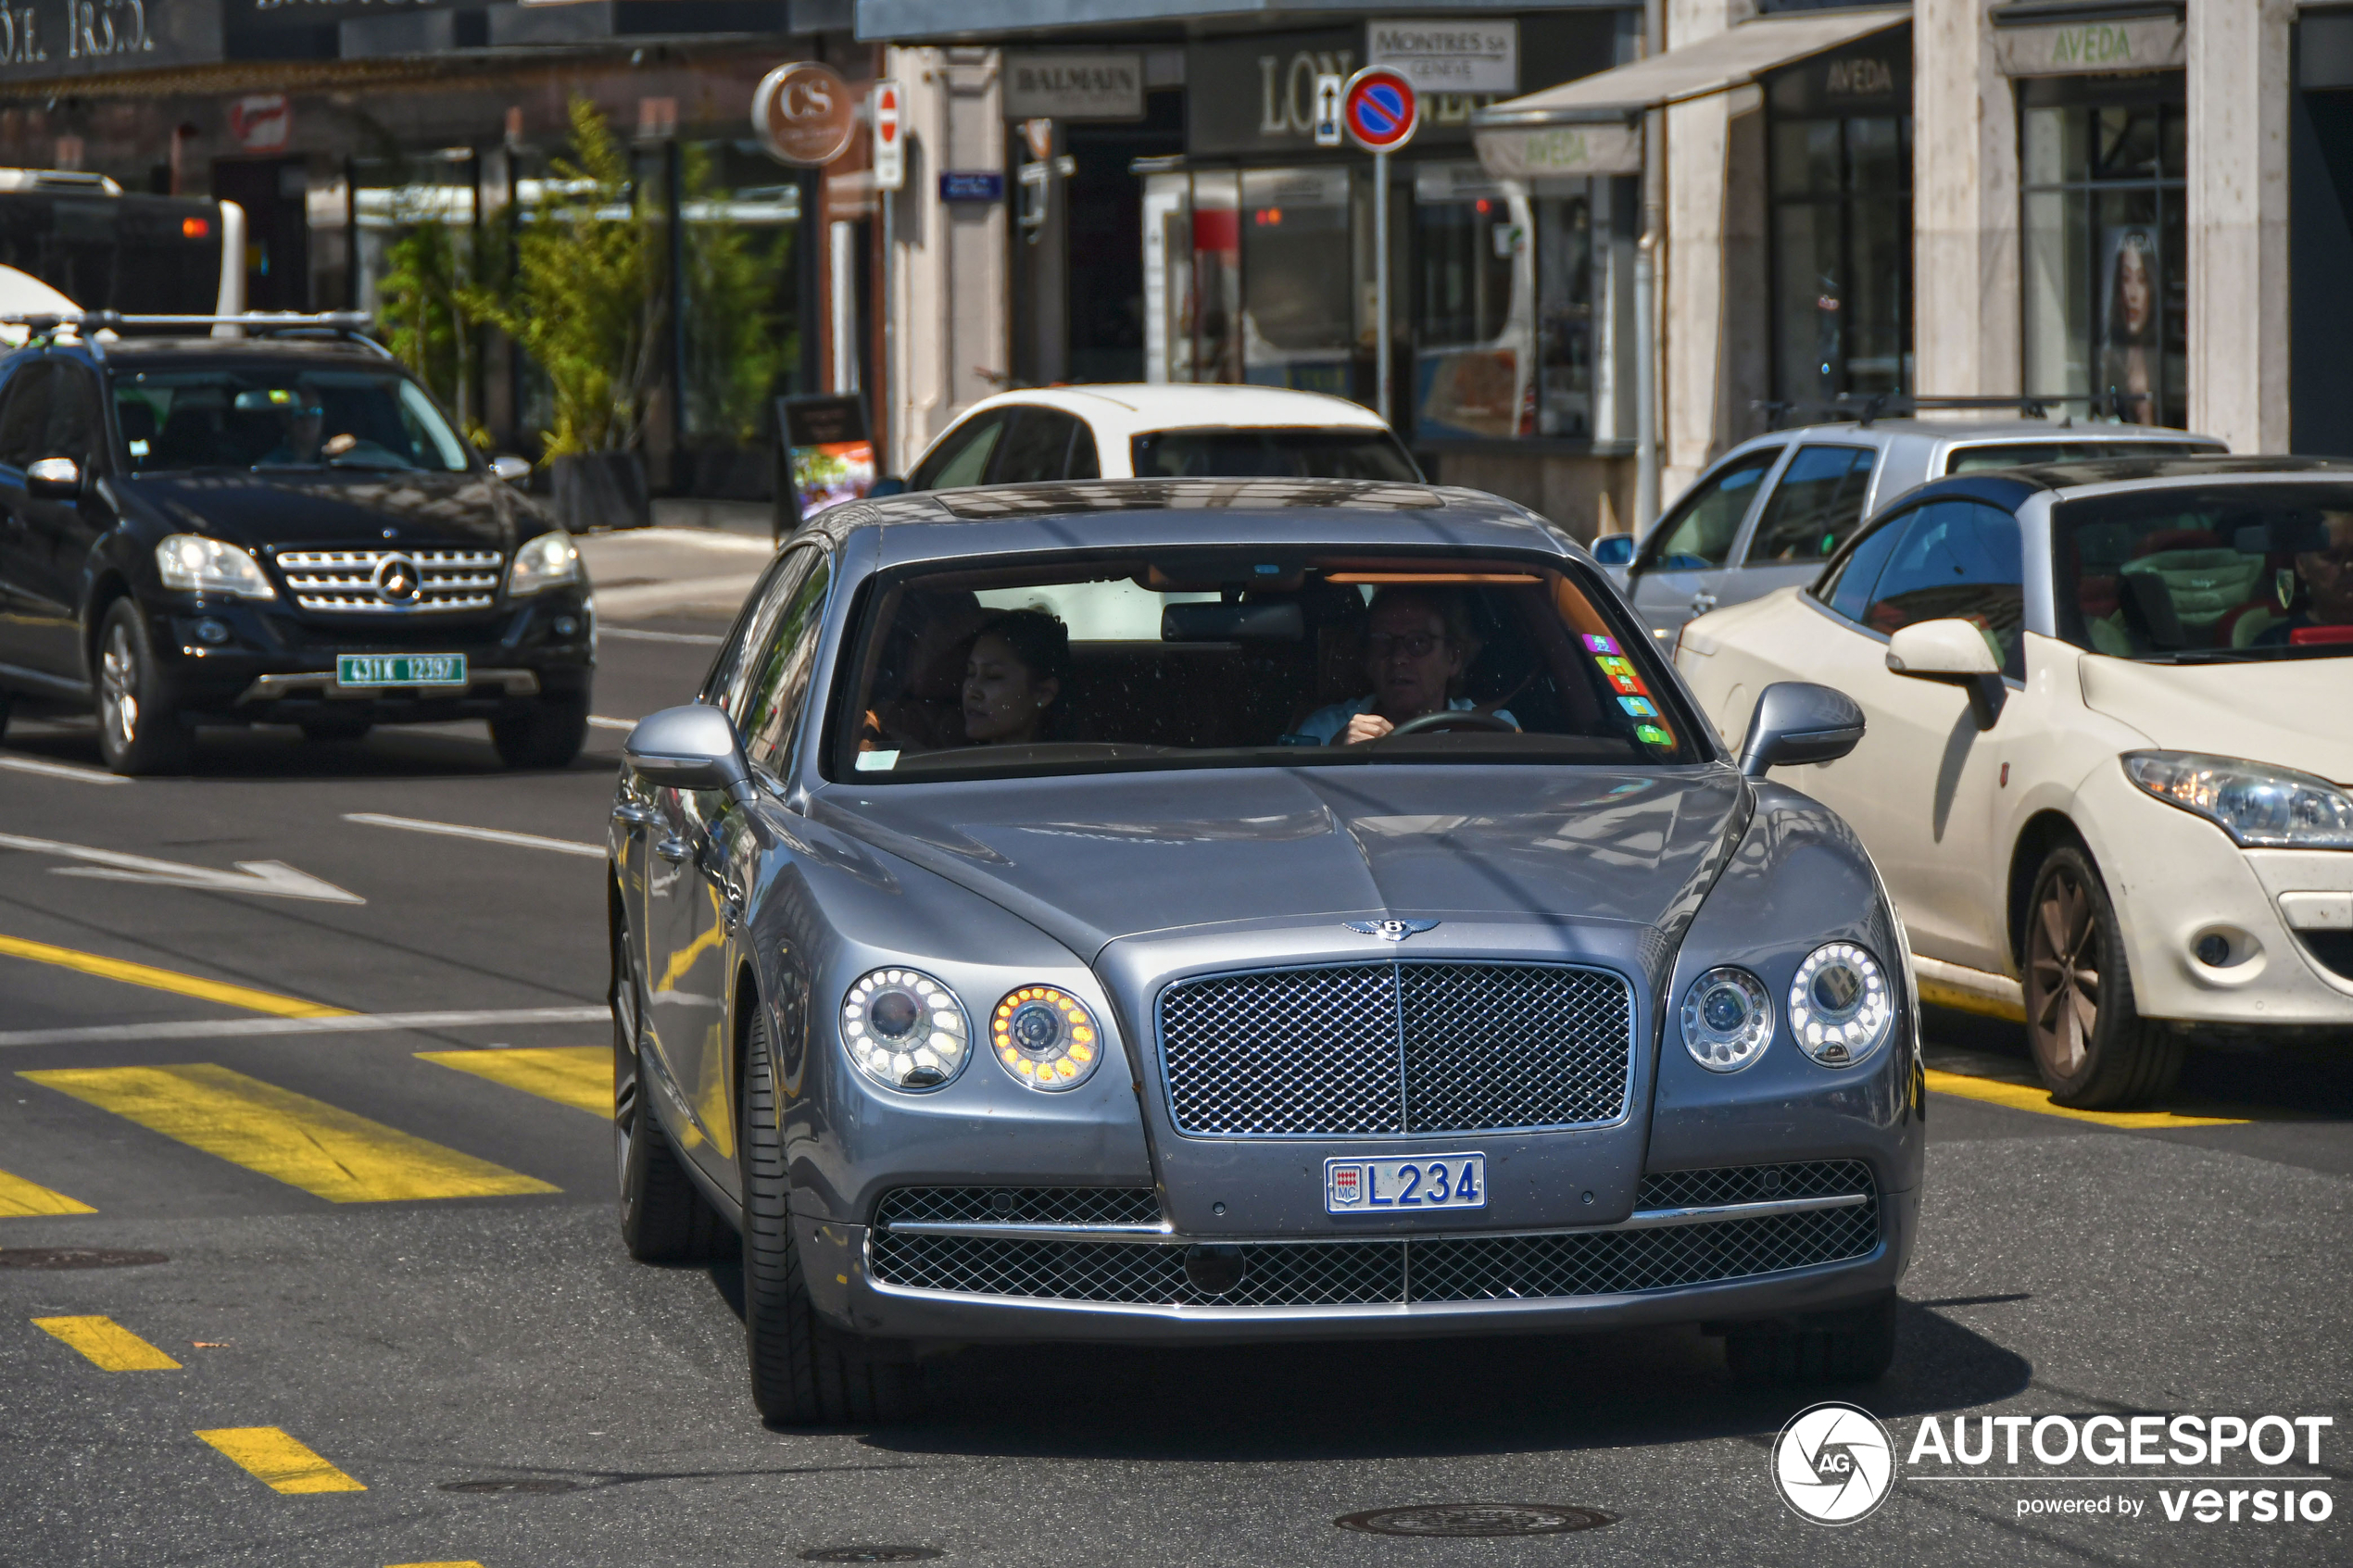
[1660,0,1756,498]
[2187,1,2292,451]
[1913,0,2020,402]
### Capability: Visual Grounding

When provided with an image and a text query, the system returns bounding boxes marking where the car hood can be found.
[2079,656,2353,784]
[117,469,535,550]
[812,765,1750,961]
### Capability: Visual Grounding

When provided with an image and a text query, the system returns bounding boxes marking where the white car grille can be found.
[273,548,504,613]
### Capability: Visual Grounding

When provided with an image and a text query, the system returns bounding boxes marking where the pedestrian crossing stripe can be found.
[416,1047,611,1116]
[33,1315,181,1370]
[19,1064,559,1203]
[195,1426,366,1493]
[0,1166,93,1216]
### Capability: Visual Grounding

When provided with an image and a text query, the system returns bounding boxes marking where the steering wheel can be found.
[1383,709,1520,737]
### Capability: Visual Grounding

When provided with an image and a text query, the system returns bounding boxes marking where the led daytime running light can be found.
[840,967,968,1093]
[1680,966,1772,1073]
[1788,943,1894,1068]
[990,985,1101,1092]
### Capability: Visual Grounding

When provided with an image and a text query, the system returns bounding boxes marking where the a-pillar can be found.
[1913,0,2020,403]
[2187,2,2293,452]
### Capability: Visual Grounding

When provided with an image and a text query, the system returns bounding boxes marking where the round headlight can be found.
[1680,967,1772,1073]
[990,985,1102,1092]
[1788,943,1894,1067]
[840,968,968,1092]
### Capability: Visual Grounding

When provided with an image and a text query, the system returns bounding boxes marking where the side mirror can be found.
[27,456,82,498]
[1886,618,2007,731]
[866,476,909,499]
[1590,533,1636,567]
[1739,681,1866,779]
[491,455,532,484]
[623,705,757,803]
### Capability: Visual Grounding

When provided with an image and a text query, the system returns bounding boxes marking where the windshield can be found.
[1130,428,1421,483]
[831,550,1705,783]
[2055,483,2353,660]
[111,366,472,474]
[1944,440,2218,475]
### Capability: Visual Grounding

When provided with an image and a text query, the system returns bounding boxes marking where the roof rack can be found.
[0,310,384,360]
[1753,392,2116,428]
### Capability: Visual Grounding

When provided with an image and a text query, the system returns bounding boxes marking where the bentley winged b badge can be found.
[1343,918,1440,942]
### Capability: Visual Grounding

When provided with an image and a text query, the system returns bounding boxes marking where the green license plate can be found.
[336,653,467,687]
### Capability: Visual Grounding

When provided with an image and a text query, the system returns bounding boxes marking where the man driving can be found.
[256,384,326,466]
[1294,586,1516,745]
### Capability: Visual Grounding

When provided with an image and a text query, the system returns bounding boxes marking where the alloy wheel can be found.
[2028,866,2099,1080]
[612,933,643,1195]
[99,621,139,748]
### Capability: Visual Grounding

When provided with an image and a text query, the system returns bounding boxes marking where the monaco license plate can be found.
[336,653,466,687]
[1324,1153,1485,1214]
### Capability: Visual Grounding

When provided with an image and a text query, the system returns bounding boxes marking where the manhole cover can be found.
[798,1549,945,1563]
[0,1248,168,1271]
[438,1479,584,1495]
[1335,1504,1616,1537]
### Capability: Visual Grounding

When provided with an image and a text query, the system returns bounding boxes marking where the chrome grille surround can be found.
[1156,960,1634,1138]
[866,1162,1880,1307]
[274,548,504,613]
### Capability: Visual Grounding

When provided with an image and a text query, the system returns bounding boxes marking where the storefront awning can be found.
[1471,6,1906,178]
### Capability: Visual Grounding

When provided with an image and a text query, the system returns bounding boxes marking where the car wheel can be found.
[741,1004,917,1427]
[2022,843,2183,1108]
[94,600,192,776]
[489,694,589,770]
[0,688,13,744]
[1724,1291,1897,1386]
[298,714,373,743]
[614,922,727,1263]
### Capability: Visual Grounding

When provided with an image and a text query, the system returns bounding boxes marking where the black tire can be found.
[298,714,373,743]
[615,920,728,1263]
[0,688,13,745]
[742,1004,916,1426]
[94,599,192,776]
[1724,1292,1898,1386]
[2022,843,2184,1108]
[490,694,589,770]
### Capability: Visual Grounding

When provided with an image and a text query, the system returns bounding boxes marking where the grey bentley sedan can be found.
[607,478,1924,1425]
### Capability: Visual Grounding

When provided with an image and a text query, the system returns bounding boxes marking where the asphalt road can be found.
[0,572,2347,1568]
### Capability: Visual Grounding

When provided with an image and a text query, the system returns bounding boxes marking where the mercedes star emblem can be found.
[373,555,422,605]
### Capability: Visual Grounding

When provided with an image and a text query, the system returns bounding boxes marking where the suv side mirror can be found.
[1590,533,1635,567]
[623,705,757,803]
[1739,682,1866,779]
[491,455,532,484]
[27,456,82,497]
[1886,618,2007,731]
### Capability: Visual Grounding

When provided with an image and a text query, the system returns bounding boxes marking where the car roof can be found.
[959,383,1392,434]
[1741,417,2224,446]
[79,335,395,366]
[1980,454,2350,494]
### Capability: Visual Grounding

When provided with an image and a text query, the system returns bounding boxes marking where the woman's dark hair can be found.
[971,608,1071,686]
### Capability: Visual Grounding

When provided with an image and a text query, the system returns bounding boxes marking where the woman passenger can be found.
[962,609,1069,746]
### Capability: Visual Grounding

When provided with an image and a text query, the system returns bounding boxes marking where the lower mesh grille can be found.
[873,1187,1163,1227]
[866,1163,1878,1307]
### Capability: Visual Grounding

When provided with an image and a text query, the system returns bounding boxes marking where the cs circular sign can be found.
[754,61,856,167]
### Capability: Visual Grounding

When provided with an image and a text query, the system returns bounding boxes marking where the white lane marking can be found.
[0,755,128,785]
[599,626,723,646]
[582,527,774,555]
[343,812,605,859]
[588,716,635,731]
[0,832,362,903]
[0,1006,609,1048]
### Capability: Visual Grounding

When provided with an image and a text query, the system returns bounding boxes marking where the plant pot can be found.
[679,445,775,502]
[548,451,651,532]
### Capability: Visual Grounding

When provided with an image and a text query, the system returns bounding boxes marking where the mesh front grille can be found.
[275,548,503,613]
[867,1164,1878,1307]
[1634,1160,1872,1210]
[875,1187,1163,1227]
[1157,961,1631,1137]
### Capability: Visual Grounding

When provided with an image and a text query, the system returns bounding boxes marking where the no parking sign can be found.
[1341,67,1418,154]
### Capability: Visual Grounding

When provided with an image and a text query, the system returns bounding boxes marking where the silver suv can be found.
[1618,418,2225,643]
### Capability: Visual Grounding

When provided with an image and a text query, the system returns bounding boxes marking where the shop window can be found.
[349,151,482,433]
[1239,167,1362,397]
[677,140,803,453]
[2020,81,2187,429]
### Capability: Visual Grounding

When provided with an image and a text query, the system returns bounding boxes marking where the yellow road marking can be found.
[1923,1068,2251,1130]
[34,1315,181,1371]
[0,935,349,1020]
[19,1064,559,1202]
[0,1167,94,1216]
[387,1562,487,1567]
[416,1047,611,1116]
[195,1426,366,1493]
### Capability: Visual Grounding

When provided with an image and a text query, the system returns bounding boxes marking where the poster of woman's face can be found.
[2100,227,2158,424]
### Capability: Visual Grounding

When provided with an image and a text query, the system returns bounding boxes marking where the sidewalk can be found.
[578,501,773,622]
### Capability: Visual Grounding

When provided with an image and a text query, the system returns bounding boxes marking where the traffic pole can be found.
[1374,150,1390,428]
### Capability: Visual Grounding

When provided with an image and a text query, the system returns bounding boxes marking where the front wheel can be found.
[2022,843,2183,1108]
[741,1005,916,1426]
[94,600,192,776]
[490,694,589,770]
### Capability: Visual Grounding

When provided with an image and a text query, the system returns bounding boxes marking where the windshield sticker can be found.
[1594,655,1649,696]
[854,749,900,772]
[1617,695,1658,719]
[1635,723,1674,747]
[1581,633,1621,655]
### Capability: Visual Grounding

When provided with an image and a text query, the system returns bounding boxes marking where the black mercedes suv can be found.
[0,323,593,773]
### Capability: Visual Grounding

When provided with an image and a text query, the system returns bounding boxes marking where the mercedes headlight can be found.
[840,968,969,1092]
[1788,944,1894,1067]
[155,534,274,598]
[507,530,581,597]
[990,985,1102,1091]
[2123,751,2353,848]
[1680,967,1772,1073]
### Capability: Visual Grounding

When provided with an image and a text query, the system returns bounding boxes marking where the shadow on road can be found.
[3,716,609,782]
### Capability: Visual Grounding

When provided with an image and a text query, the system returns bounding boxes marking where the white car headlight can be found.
[507,530,581,597]
[2123,751,2353,849]
[989,985,1103,1091]
[1788,943,1894,1068]
[155,534,275,599]
[1680,967,1772,1073]
[841,968,969,1092]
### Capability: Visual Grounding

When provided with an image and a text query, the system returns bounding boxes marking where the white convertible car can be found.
[1675,456,2353,1106]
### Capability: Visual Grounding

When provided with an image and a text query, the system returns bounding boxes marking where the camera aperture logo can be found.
[1773,1401,1898,1524]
